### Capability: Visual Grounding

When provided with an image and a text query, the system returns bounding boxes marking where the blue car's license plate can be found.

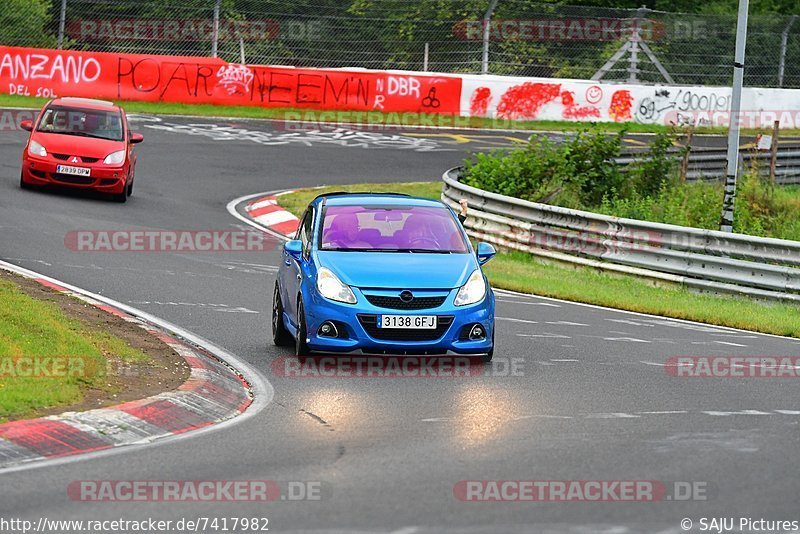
[378,315,437,329]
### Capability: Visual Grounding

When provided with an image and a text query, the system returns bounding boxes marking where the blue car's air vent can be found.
[364,294,447,310]
[358,315,453,341]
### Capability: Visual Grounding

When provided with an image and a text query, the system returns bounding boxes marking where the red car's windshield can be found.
[36,106,124,142]
[320,205,469,253]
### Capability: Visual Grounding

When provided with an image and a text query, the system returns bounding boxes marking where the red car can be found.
[20,97,143,203]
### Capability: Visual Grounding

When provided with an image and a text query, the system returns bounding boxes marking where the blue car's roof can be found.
[316,193,445,208]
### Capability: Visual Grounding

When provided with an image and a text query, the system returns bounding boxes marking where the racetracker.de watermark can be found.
[272,356,524,378]
[0,109,37,131]
[666,110,800,129]
[274,111,523,132]
[453,18,666,42]
[454,480,708,502]
[64,230,279,253]
[65,19,325,42]
[666,356,800,378]
[68,480,324,502]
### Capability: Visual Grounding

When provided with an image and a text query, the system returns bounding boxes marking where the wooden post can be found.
[680,126,694,182]
[769,120,780,184]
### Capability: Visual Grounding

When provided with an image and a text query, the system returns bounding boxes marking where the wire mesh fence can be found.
[5,0,800,88]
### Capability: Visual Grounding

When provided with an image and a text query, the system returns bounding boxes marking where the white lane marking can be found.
[517,333,571,339]
[494,288,800,344]
[129,301,260,314]
[496,317,538,324]
[690,340,748,347]
[551,359,580,362]
[603,337,652,343]
[606,318,653,327]
[422,409,800,424]
[702,410,773,416]
[536,361,556,366]
[636,411,688,415]
[0,259,274,475]
[512,414,574,420]
[586,413,641,419]
[545,321,589,326]
[2,258,53,267]
[497,298,560,307]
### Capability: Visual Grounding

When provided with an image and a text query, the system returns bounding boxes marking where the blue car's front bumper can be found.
[301,287,494,355]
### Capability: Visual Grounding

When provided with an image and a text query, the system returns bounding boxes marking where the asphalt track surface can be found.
[1,113,799,533]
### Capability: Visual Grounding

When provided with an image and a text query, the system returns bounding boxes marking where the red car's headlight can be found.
[103,150,126,165]
[28,140,47,157]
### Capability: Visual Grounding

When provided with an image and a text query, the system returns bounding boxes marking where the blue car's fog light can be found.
[469,324,486,340]
[459,323,487,341]
[318,321,339,338]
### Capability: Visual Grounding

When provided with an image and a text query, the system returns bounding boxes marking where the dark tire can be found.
[272,282,292,347]
[295,297,310,358]
[112,188,128,203]
[127,178,134,197]
[480,332,495,363]
[20,172,32,190]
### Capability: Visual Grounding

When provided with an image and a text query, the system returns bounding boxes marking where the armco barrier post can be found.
[720,0,749,233]
[57,0,67,49]
[211,0,221,58]
[769,120,780,184]
[481,0,499,75]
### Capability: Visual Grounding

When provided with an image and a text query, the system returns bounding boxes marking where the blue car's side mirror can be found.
[284,240,303,261]
[476,242,496,265]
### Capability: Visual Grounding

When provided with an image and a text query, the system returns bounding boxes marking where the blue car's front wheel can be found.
[481,332,495,363]
[272,282,292,347]
[295,297,310,358]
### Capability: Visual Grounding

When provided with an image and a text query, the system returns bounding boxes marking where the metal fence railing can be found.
[442,167,800,303]
[6,1,800,88]
[615,144,800,185]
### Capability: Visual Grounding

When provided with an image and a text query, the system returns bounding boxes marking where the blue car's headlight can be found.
[454,269,486,306]
[317,267,357,304]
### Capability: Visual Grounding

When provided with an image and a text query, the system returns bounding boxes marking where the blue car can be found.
[272,192,497,361]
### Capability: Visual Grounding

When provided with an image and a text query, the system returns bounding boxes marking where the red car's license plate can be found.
[56,165,91,177]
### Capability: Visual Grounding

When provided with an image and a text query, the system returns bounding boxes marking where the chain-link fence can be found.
[5,0,800,88]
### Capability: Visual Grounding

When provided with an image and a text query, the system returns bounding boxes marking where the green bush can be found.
[0,0,58,48]
[462,129,626,209]
[462,130,800,242]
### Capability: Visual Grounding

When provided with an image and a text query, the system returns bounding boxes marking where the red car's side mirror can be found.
[20,120,33,132]
[130,132,144,144]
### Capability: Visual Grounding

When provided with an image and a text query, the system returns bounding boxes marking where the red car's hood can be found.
[31,132,124,159]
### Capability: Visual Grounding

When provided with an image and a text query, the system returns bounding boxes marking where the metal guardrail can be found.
[442,167,800,302]
[616,143,800,184]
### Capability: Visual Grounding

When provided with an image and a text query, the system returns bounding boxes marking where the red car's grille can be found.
[52,154,100,163]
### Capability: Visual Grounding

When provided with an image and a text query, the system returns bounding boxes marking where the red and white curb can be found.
[244,192,300,238]
[0,260,271,471]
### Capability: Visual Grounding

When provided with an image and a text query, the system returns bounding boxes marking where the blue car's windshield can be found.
[320,205,469,253]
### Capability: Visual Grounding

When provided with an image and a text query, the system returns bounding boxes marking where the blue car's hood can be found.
[317,251,477,289]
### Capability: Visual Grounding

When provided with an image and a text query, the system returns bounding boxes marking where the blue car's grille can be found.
[357,315,454,341]
[364,294,447,310]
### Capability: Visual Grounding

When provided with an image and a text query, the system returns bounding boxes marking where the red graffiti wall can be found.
[0,46,462,114]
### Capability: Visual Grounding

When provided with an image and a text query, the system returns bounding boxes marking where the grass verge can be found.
[0,93,780,135]
[0,272,188,422]
[277,182,800,339]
